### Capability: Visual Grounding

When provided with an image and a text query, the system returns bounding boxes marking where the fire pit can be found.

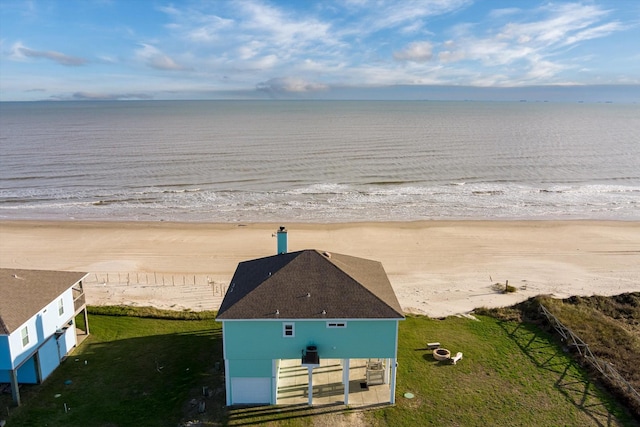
[433,348,451,361]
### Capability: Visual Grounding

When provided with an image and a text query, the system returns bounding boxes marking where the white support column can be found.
[222,323,231,406]
[384,358,390,384]
[342,358,350,405]
[224,359,231,406]
[307,367,314,406]
[390,319,400,404]
[83,307,90,335]
[389,358,397,404]
[272,359,278,405]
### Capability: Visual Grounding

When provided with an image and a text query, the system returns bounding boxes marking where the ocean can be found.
[1,100,638,222]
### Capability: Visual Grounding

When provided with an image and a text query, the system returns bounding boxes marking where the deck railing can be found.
[73,286,86,312]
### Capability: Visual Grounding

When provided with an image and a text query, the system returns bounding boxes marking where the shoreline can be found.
[2,219,639,318]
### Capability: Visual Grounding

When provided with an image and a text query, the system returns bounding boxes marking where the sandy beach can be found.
[1,220,638,318]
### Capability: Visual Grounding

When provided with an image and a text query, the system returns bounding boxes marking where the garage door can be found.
[231,377,271,404]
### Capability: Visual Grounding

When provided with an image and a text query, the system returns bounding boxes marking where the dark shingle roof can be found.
[216,250,404,320]
[0,268,88,334]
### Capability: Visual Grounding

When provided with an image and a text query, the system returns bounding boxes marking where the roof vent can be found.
[321,309,327,315]
[306,292,311,298]
[322,251,331,258]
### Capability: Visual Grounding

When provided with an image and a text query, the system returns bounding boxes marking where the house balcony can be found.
[73,285,86,312]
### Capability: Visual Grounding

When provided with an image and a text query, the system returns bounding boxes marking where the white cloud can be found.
[496,3,611,47]
[438,49,466,63]
[71,91,153,100]
[187,16,235,43]
[237,1,336,54]
[346,0,471,34]
[10,42,87,66]
[135,44,189,71]
[393,41,433,62]
[251,54,279,70]
[158,5,234,43]
[523,59,565,81]
[428,2,627,85]
[488,8,521,19]
[562,22,624,46]
[256,77,328,95]
[237,40,264,60]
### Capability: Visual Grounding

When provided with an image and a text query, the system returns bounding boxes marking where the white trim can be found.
[21,325,30,347]
[282,322,295,337]
[58,297,65,316]
[326,321,347,328]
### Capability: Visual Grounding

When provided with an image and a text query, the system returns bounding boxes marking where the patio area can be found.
[276,358,391,407]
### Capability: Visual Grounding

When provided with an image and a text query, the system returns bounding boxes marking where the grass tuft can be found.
[87,305,218,320]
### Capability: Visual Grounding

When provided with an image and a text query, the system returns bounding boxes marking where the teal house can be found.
[216,227,404,406]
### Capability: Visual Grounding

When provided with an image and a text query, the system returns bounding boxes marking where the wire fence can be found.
[84,272,229,298]
[539,303,640,408]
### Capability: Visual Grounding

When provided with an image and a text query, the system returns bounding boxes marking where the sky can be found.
[1,0,639,102]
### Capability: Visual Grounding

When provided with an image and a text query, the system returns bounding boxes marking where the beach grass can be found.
[536,293,640,416]
[1,307,634,426]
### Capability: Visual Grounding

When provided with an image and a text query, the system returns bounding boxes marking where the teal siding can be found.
[223,320,398,360]
[228,358,272,377]
[0,336,10,369]
[38,337,61,381]
[17,357,38,384]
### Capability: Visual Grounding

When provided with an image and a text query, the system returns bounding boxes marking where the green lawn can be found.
[368,315,632,426]
[2,312,226,427]
[2,311,634,426]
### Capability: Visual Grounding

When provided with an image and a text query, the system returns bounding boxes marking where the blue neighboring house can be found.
[216,227,405,406]
[0,269,89,405]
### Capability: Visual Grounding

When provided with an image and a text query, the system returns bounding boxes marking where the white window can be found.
[21,326,30,347]
[326,322,347,328]
[283,322,295,337]
[58,298,64,316]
